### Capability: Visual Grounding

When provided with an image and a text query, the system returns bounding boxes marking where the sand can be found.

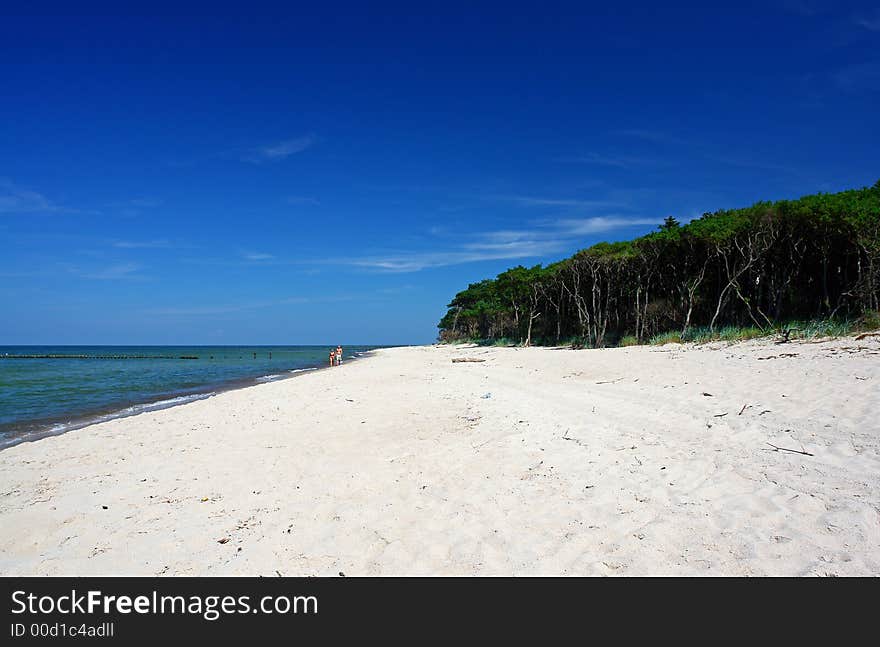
[1,337,878,576]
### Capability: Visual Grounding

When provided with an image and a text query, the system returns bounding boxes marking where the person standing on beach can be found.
[336,345,343,366]
[329,348,336,367]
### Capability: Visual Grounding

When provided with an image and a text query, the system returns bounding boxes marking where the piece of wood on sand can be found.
[766,442,814,457]
[452,357,487,363]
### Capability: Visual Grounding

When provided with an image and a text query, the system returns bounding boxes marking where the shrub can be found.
[856,310,880,332]
[649,331,682,345]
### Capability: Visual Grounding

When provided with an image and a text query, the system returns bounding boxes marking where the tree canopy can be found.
[438,181,880,345]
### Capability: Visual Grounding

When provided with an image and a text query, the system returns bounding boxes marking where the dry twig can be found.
[766,442,813,457]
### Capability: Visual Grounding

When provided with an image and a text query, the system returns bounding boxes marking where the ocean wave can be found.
[119,392,216,414]
[0,392,216,449]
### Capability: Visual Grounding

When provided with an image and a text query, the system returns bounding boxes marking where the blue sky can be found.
[2,2,879,344]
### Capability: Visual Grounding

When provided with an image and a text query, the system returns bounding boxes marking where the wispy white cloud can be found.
[614,129,689,146]
[285,196,320,206]
[112,239,173,249]
[242,252,275,261]
[123,198,163,209]
[609,129,796,174]
[702,154,795,173]
[0,179,66,215]
[376,285,415,295]
[145,298,305,316]
[243,135,316,163]
[855,10,880,31]
[498,195,623,208]
[136,199,162,208]
[1,180,103,218]
[553,216,661,235]
[348,248,561,273]
[0,269,52,278]
[557,152,663,168]
[833,61,880,92]
[779,0,828,17]
[145,295,350,316]
[67,262,144,280]
[110,197,163,218]
[346,215,663,273]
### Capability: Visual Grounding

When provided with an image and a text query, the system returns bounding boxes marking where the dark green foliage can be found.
[438,182,880,346]
[660,216,680,231]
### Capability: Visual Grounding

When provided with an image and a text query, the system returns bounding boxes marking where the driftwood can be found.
[766,442,813,457]
[855,331,880,340]
[452,358,486,363]
[562,430,588,448]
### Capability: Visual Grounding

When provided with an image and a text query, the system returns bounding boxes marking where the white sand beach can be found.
[1,338,878,576]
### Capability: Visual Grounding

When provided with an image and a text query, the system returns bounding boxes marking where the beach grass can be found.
[648,331,683,346]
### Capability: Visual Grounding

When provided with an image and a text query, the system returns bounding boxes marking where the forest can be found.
[438,181,880,347]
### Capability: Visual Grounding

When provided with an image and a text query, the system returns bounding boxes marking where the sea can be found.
[0,345,379,448]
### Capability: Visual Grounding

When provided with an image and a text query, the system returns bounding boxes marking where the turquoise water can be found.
[0,345,377,447]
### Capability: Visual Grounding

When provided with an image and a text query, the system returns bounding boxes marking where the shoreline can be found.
[0,349,378,450]
[1,338,877,576]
